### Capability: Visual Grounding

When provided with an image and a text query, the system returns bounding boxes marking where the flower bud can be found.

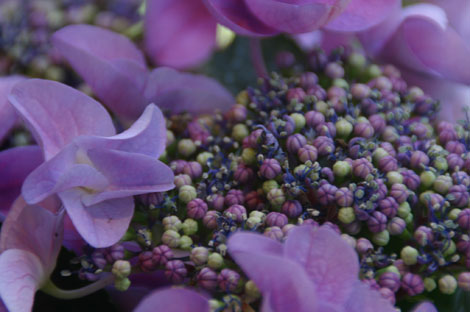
[313,136,335,156]
[197,267,218,290]
[367,211,387,233]
[281,200,302,218]
[112,260,131,280]
[335,119,353,138]
[182,218,198,235]
[91,250,107,269]
[298,145,318,163]
[439,275,457,295]
[190,247,209,266]
[414,226,433,246]
[388,217,406,235]
[379,272,401,292]
[196,151,214,166]
[232,124,249,141]
[401,246,419,265]
[338,207,355,224]
[165,260,187,284]
[372,230,390,246]
[458,209,470,230]
[390,183,408,204]
[163,215,182,231]
[433,175,453,194]
[107,244,125,262]
[178,139,196,157]
[420,171,436,188]
[203,211,220,229]
[316,182,337,206]
[245,280,261,301]
[286,134,307,153]
[354,122,374,139]
[225,189,244,206]
[424,277,436,292]
[402,273,424,296]
[207,194,225,211]
[260,158,282,179]
[225,204,247,222]
[379,288,395,305]
[458,272,470,291]
[333,160,351,178]
[373,148,389,163]
[208,253,224,269]
[379,155,398,172]
[139,251,157,272]
[264,226,284,241]
[290,113,306,131]
[152,245,173,266]
[218,269,240,292]
[356,238,373,254]
[179,185,197,203]
[266,212,288,228]
[267,188,286,207]
[162,230,181,248]
[174,174,192,189]
[187,198,208,219]
[179,235,193,250]
[353,158,373,179]
[242,148,257,165]
[378,197,398,218]
[448,184,469,207]
[234,164,254,184]
[114,277,131,291]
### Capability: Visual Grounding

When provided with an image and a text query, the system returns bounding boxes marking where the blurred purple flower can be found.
[52,24,234,121]
[227,225,395,311]
[8,79,175,248]
[134,287,209,312]
[0,196,64,312]
[0,76,25,142]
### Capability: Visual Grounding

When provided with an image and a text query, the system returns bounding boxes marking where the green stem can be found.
[42,274,114,300]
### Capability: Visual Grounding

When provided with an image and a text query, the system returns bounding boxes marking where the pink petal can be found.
[0,196,64,273]
[202,0,278,36]
[283,225,359,305]
[135,288,209,312]
[145,0,217,69]
[52,25,149,120]
[412,302,438,312]
[0,76,24,142]
[0,146,43,220]
[0,249,44,312]
[325,0,400,32]
[245,0,349,34]
[145,68,235,115]
[59,189,134,248]
[8,79,115,160]
[82,148,174,205]
[344,282,395,312]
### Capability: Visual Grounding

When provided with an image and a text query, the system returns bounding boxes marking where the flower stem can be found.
[249,38,268,78]
[41,274,115,300]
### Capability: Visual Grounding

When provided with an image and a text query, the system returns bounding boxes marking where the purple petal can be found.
[63,214,86,255]
[0,76,24,142]
[0,249,44,312]
[8,79,115,160]
[227,231,283,256]
[283,225,359,305]
[145,68,234,115]
[59,189,134,248]
[0,196,64,273]
[145,0,217,69]
[412,302,438,312]
[325,0,400,32]
[0,146,43,220]
[245,0,349,34]
[427,0,470,41]
[135,287,209,312]
[52,25,149,120]
[202,0,278,36]
[344,282,395,312]
[293,30,356,54]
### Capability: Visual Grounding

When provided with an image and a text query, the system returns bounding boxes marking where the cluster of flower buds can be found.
[76,47,470,310]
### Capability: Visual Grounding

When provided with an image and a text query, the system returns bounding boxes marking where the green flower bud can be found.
[163,215,182,231]
[179,235,193,250]
[232,124,249,141]
[405,213,414,224]
[357,117,369,123]
[294,164,308,176]
[348,52,366,69]
[384,265,401,277]
[245,280,261,301]
[397,202,411,219]
[333,161,352,178]
[114,277,131,292]
[182,218,198,235]
[246,216,262,229]
[112,260,131,280]
[338,207,355,224]
[372,148,389,163]
[424,277,436,292]
[449,208,462,221]
[263,180,279,194]
[420,171,436,189]
[433,157,448,171]
[333,78,349,89]
[174,174,192,189]
[315,101,328,114]
[208,252,224,269]
[433,175,453,194]
[166,130,175,146]
[162,230,181,248]
[335,119,353,138]
[290,113,306,131]
[190,247,209,265]
[197,152,214,166]
[443,240,456,257]
[439,275,457,295]
[178,138,197,157]
[386,171,403,185]
[209,300,224,312]
[236,90,249,106]
[179,185,197,203]
[242,148,257,165]
[408,86,424,101]
[372,230,390,246]
[267,188,285,207]
[367,64,382,78]
[419,191,434,205]
[249,211,265,219]
[401,246,419,265]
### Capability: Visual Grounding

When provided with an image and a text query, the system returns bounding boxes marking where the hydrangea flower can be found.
[52,24,234,121]
[134,287,209,312]
[227,225,395,311]
[0,76,25,142]
[8,79,175,247]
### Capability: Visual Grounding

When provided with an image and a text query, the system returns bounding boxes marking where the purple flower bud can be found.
[351,83,371,99]
[458,272,470,291]
[363,278,380,290]
[245,191,265,211]
[188,121,210,144]
[266,212,288,228]
[388,217,406,235]
[354,122,374,139]
[457,239,470,253]
[106,244,125,262]
[453,171,470,186]
[225,189,244,206]
[379,287,396,305]
[447,153,464,171]
[165,260,187,284]
[298,144,318,163]
[325,62,344,79]
[401,170,420,191]
[171,160,188,175]
[225,204,247,222]
[439,129,458,145]
[91,250,107,269]
[438,121,455,132]
[378,197,398,218]
[448,185,469,207]
[307,85,327,100]
[367,211,387,233]
[379,272,401,292]
[139,251,157,272]
[203,210,220,229]
[197,267,218,290]
[322,221,341,235]
[390,183,408,204]
[315,122,336,137]
[305,111,325,128]
[286,134,307,153]
[375,179,388,200]
[320,167,335,183]
[410,151,429,169]
[286,87,306,102]
[378,155,398,173]
[264,226,284,241]
[281,200,302,218]
[234,164,254,184]
[414,226,434,246]
[316,182,338,206]
[260,158,282,179]
[457,209,470,230]
[402,273,424,296]
[218,269,240,292]
[446,140,466,155]
[335,187,354,207]
[313,136,335,156]
[243,129,263,148]
[410,122,428,139]
[187,198,208,220]
[139,192,165,206]
[183,161,203,179]
[152,245,173,266]
[299,72,318,89]
[208,194,225,211]
[227,104,247,123]
[356,238,373,254]
[352,158,373,179]
[79,271,100,282]
[369,114,386,133]
[354,205,370,221]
